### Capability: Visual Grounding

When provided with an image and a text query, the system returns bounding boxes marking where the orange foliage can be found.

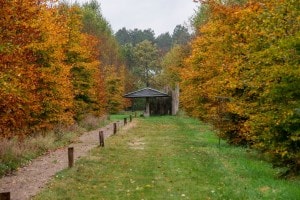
[0,1,127,138]
[0,0,44,137]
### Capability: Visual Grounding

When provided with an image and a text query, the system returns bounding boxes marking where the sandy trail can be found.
[0,120,134,200]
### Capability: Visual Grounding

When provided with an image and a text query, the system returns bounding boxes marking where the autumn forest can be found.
[0,0,299,177]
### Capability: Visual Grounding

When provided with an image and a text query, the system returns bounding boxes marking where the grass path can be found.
[34,116,300,200]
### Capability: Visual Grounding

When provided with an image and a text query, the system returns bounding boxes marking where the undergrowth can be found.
[0,114,117,177]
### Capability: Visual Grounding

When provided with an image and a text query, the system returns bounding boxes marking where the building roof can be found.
[123,87,170,98]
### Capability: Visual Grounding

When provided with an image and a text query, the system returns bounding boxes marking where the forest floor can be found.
[0,119,136,200]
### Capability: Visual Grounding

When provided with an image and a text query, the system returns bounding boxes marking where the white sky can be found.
[75,0,199,36]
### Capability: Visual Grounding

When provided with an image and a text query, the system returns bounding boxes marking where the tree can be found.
[33,3,75,130]
[158,45,190,88]
[120,43,135,70]
[130,28,156,45]
[115,28,156,46]
[115,27,132,45]
[104,65,127,114]
[155,32,173,55]
[82,0,127,115]
[172,25,191,46]
[182,0,300,175]
[0,0,127,138]
[0,0,42,137]
[0,0,78,137]
[132,40,160,87]
[82,0,122,68]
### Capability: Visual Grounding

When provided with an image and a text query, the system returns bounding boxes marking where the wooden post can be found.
[113,123,117,135]
[124,118,127,125]
[68,147,74,168]
[0,192,10,200]
[99,131,104,147]
[129,115,132,122]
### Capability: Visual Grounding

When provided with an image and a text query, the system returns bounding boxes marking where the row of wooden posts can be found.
[0,115,133,200]
[69,115,132,168]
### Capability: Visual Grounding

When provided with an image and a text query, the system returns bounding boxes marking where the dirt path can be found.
[0,120,135,200]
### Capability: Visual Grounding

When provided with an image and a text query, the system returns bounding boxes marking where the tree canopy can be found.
[179,0,300,175]
[132,40,161,87]
[0,0,127,137]
[115,25,191,90]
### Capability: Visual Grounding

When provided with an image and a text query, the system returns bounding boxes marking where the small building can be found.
[124,87,171,116]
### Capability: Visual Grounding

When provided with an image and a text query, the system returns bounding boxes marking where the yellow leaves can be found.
[290,135,300,142]
[181,0,300,171]
[0,1,120,137]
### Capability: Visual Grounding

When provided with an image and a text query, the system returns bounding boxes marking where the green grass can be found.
[109,111,142,121]
[34,116,300,200]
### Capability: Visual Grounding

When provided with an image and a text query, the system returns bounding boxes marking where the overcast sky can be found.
[76,0,199,36]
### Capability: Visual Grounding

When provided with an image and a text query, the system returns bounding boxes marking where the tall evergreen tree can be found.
[172,25,191,46]
[155,32,173,55]
[115,27,132,45]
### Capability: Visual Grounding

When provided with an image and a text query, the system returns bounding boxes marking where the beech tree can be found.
[157,45,190,89]
[0,0,74,136]
[182,0,300,174]
[0,0,42,137]
[0,0,127,137]
[82,0,127,114]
